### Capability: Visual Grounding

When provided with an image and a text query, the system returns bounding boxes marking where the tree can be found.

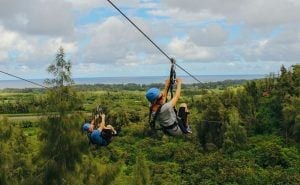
[0,117,11,185]
[291,65,300,96]
[45,47,73,87]
[244,81,259,106]
[0,117,34,184]
[255,95,282,134]
[196,93,225,149]
[133,154,150,185]
[220,88,236,109]
[277,65,294,98]
[282,96,300,144]
[38,47,86,184]
[235,87,256,134]
[222,107,247,154]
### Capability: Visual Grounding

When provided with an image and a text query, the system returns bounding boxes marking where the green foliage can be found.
[45,47,73,87]
[244,81,260,110]
[222,107,247,154]
[255,95,282,134]
[195,93,225,149]
[0,64,299,184]
[254,141,289,168]
[0,117,11,185]
[36,47,86,184]
[247,135,300,170]
[0,117,34,185]
[132,154,150,185]
[196,92,225,121]
[0,116,12,140]
[234,87,256,133]
[282,95,300,144]
[0,94,47,114]
[108,108,130,128]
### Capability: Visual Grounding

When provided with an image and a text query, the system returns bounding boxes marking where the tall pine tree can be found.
[38,47,85,185]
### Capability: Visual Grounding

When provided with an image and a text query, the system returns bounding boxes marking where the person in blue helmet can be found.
[146,78,192,136]
[82,114,98,133]
[90,113,117,146]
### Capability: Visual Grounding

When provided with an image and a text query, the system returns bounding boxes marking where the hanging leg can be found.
[177,103,192,133]
[178,103,189,128]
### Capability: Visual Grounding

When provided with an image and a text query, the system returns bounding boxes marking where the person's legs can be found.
[106,125,117,134]
[178,103,189,128]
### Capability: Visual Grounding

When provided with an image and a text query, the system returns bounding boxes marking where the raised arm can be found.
[170,78,182,107]
[89,114,99,131]
[162,79,171,97]
[98,114,106,131]
[90,114,97,126]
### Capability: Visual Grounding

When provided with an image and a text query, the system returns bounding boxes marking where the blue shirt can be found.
[90,130,107,146]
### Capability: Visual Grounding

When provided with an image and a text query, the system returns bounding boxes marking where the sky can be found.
[0,0,299,80]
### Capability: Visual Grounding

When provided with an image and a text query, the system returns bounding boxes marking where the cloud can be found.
[189,24,229,47]
[225,24,300,63]
[78,0,300,71]
[73,63,107,74]
[148,7,222,22]
[80,16,164,65]
[272,26,300,44]
[0,25,78,73]
[0,26,33,62]
[162,0,300,27]
[0,0,74,36]
[168,37,213,61]
[68,0,142,12]
[236,0,300,28]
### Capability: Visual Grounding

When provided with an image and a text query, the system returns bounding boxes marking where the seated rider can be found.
[146,78,192,136]
[90,113,117,146]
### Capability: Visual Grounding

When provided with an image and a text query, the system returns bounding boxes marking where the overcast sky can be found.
[0,0,299,80]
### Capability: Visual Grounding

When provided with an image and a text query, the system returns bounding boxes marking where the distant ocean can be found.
[0,75,265,89]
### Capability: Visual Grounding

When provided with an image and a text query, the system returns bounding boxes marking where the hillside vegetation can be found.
[0,48,299,185]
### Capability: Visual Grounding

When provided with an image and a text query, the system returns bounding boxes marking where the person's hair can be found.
[157,94,163,101]
[102,129,113,143]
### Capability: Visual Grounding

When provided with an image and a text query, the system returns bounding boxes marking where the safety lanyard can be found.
[167,58,176,101]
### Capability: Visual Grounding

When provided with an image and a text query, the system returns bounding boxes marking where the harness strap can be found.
[160,121,178,130]
[149,104,163,130]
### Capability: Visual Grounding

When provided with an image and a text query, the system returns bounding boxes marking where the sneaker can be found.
[186,126,192,134]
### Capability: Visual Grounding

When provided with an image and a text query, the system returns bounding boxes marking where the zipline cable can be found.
[0,70,78,100]
[0,70,49,89]
[107,0,202,84]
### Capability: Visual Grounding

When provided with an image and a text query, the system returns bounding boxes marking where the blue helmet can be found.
[82,123,91,132]
[145,87,160,103]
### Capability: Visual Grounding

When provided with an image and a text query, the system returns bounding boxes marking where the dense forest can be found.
[0,48,299,184]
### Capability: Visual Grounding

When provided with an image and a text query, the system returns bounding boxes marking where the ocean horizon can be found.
[0,75,266,89]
